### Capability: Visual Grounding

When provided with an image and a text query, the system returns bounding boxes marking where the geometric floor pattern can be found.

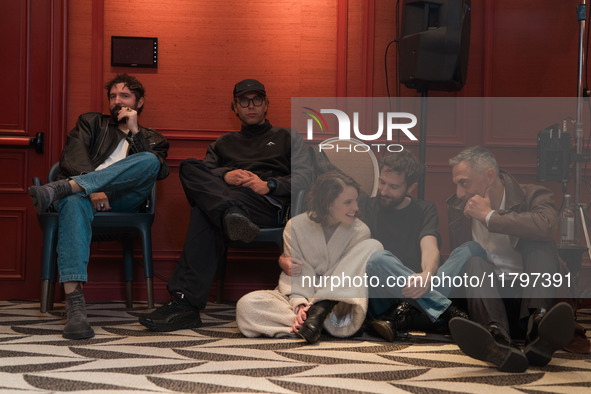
[1,301,590,393]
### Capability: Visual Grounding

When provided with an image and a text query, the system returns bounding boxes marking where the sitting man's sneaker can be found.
[28,179,73,215]
[449,318,528,373]
[63,287,95,340]
[369,301,414,341]
[139,292,202,332]
[524,302,575,366]
[223,207,259,243]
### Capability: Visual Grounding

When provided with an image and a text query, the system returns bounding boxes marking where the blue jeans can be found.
[56,152,160,283]
[367,241,487,322]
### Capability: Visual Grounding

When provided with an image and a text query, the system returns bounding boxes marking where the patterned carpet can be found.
[1,300,590,393]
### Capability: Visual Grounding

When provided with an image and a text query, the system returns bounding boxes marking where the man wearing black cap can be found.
[139,79,312,332]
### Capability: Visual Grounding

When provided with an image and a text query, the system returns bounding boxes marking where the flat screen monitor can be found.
[111,36,158,68]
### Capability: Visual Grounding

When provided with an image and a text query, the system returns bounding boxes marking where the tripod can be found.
[417,88,428,200]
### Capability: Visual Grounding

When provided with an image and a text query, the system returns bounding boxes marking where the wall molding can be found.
[89,247,280,264]
[47,0,69,165]
[0,153,27,193]
[361,0,375,97]
[157,129,228,141]
[0,208,26,280]
[336,0,348,96]
[482,0,496,98]
[90,0,103,113]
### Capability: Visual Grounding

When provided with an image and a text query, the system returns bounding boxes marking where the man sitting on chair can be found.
[28,73,169,340]
[139,79,313,332]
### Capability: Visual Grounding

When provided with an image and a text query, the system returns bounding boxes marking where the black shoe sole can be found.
[28,186,49,215]
[524,302,574,366]
[63,328,95,340]
[224,214,259,243]
[139,315,202,332]
[449,318,529,373]
[369,320,396,342]
[298,324,321,344]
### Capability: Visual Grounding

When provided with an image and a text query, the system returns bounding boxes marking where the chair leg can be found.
[122,238,134,308]
[40,280,50,313]
[40,221,58,313]
[41,280,57,312]
[47,281,56,311]
[139,226,154,308]
[146,277,154,309]
[125,281,133,309]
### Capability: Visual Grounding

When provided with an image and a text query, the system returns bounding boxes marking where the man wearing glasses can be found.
[140,79,312,332]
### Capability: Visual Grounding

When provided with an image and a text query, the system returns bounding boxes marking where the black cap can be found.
[233,79,266,97]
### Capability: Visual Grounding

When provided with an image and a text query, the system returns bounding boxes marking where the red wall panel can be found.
[0,0,67,300]
[0,0,27,131]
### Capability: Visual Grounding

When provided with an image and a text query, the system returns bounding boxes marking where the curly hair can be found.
[104,73,146,114]
[305,171,360,226]
[380,149,424,186]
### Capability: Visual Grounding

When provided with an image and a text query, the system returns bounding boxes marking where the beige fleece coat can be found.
[236,213,383,338]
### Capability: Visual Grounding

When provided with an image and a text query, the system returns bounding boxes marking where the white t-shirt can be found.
[471,189,523,275]
[95,132,130,171]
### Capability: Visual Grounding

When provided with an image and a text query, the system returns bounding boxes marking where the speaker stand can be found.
[418,87,428,200]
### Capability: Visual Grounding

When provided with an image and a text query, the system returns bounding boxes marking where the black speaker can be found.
[537,125,571,183]
[399,0,471,91]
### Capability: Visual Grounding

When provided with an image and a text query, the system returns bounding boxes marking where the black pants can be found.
[465,240,562,339]
[167,159,281,309]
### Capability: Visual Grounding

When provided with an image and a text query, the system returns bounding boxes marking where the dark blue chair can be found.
[33,162,156,312]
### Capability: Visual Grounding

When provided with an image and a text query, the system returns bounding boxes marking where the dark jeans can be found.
[167,159,281,309]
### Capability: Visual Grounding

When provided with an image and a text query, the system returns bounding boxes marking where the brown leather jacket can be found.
[59,112,169,180]
[447,170,558,251]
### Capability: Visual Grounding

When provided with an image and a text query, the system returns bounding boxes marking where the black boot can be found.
[449,318,528,373]
[63,287,94,340]
[524,302,574,366]
[298,300,338,344]
[369,301,414,341]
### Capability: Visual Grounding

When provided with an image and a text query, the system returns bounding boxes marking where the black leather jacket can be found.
[59,112,169,180]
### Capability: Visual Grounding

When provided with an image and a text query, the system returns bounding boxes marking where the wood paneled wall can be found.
[62,0,590,303]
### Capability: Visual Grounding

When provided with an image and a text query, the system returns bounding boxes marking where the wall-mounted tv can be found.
[111,36,158,68]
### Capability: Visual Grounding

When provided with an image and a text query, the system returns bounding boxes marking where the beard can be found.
[110,104,124,124]
[110,104,132,124]
[378,193,407,209]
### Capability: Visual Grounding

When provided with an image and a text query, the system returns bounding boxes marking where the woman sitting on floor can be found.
[236,171,383,343]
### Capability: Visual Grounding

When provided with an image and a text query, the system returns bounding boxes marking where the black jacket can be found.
[202,120,313,207]
[59,112,169,180]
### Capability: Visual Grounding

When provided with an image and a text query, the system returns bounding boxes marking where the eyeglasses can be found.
[236,96,264,108]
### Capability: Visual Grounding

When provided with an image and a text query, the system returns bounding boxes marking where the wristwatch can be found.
[267,178,277,193]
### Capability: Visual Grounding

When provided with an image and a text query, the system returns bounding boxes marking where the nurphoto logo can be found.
[302,107,419,153]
